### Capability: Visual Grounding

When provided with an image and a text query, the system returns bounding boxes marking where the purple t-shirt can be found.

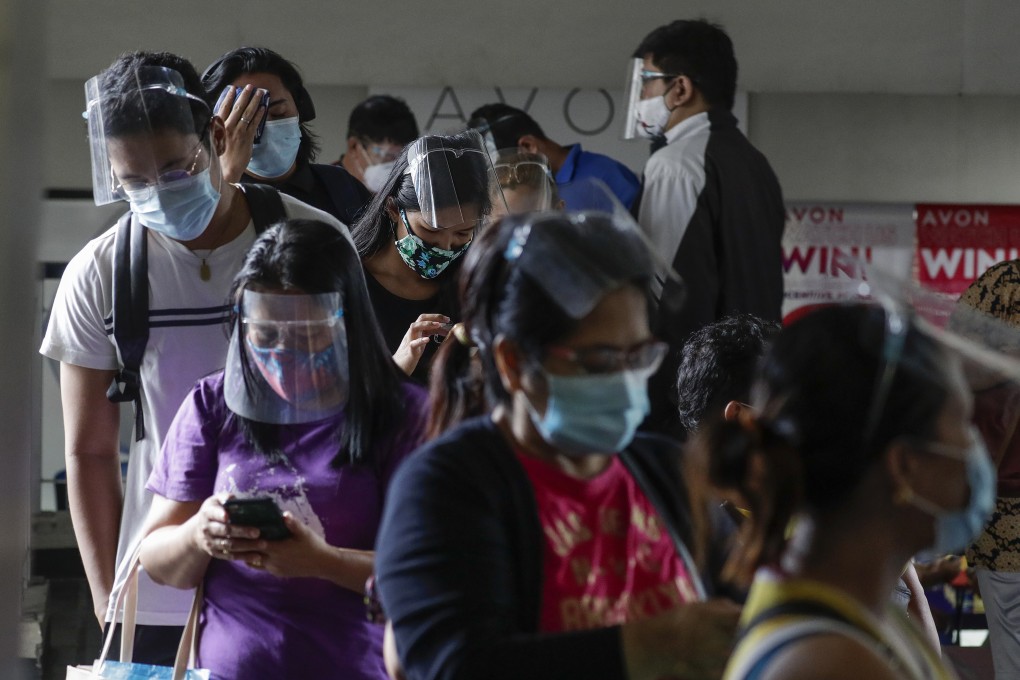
[147,372,427,680]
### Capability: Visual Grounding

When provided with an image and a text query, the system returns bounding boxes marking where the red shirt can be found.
[516,452,699,633]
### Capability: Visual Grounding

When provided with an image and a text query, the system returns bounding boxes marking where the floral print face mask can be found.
[394,208,471,279]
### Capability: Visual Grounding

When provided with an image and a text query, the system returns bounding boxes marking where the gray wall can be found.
[5,0,44,675]
[41,0,1020,203]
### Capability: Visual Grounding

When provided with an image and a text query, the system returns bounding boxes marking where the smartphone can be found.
[431,322,455,345]
[214,87,270,143]
[223,497,291,540]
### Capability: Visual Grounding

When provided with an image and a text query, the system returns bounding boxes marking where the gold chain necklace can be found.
[190,198,241,281]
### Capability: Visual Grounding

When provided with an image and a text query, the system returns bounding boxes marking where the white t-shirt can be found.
[40,191,350,625]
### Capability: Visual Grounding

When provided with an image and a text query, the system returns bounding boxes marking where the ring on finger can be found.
[240,116,249,124]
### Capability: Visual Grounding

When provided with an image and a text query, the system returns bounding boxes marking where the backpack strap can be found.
[105,187,284,443]
[309,164,369,225]
[237,183,287,234]
[106,211,149,442]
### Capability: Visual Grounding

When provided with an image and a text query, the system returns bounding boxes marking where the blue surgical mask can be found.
[247,117,302,179]
[525,368,651,455]
[128,168,220,241]
[907,433,996,554]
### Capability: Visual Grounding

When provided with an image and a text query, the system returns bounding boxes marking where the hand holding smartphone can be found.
[223,497,292,540]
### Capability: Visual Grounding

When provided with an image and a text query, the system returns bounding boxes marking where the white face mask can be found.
[362,161,395,193]
[634,96,672,139]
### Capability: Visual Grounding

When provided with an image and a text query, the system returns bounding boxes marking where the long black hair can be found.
[201,46,320,165]
[350,131,494,261]
[227,219,408,467]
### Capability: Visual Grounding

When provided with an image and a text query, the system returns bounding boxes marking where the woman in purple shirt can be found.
[139,219,426,679]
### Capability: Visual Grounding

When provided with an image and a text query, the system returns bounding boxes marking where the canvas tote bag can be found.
[67,548,209,680]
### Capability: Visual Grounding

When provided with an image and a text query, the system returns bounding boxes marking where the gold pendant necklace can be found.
[199,258,212,281]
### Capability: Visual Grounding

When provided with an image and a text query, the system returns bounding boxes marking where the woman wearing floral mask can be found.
[374,205,741,680]
[201,47,372,227]
[138,219,427,679]
[350,130,505,382]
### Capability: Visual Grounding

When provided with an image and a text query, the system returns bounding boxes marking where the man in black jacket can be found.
[628,20,785,435]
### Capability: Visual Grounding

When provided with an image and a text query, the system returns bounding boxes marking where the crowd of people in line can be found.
[42,15,1020,680]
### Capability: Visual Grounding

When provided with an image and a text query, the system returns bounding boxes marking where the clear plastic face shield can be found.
[503,179,681,322]
[621,57,682,141]
[224,291,349,425]
[797,259,1020,557]
[490,148,557,217]
[860,268,1020,555]
[466,113,522,158]
[403,130,507,231]
[83,65,211,206]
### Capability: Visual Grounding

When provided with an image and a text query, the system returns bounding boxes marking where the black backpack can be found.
[106,183,286,441]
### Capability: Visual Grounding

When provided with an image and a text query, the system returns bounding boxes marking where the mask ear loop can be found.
[663,76,682,114]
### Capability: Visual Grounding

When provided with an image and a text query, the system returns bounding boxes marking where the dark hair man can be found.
[628,20,786,433]
[338,95,420,193]
[675,314,780,434]
[468,103,640,210]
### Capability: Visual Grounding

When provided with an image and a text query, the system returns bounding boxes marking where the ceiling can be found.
[46,0,1020,94]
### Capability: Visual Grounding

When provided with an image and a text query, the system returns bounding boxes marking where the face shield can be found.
[853,268,1020,556]
[404,130,507,231]
[466,113,522,158]
[502,179,681,321]
[490,148,557,217]
[799,255,1020,496]
[224,291,349,425]
[83,65,210,206]
[621,58,681,141]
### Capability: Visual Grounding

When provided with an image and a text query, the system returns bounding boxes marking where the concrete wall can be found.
[4,0,44,675]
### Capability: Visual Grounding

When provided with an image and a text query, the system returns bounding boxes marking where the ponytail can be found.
[702,415,802,587]
[426,324,485,440]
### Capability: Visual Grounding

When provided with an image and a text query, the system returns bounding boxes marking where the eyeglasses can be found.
[545,339,668,375]
[494,161,552,188]
[360,138,401,164]
[243,313,344,350]
[114,141,207,201]
[639,69,681,83]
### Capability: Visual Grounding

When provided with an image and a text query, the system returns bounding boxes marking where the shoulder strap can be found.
[106,212,149,442]
[620,440,706,599]
[738,599,854,643]
[237,182,287,234]
[309,163,368,225]
[732,599,924,680]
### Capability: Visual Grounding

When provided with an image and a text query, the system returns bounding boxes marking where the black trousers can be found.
[99,622,186,666]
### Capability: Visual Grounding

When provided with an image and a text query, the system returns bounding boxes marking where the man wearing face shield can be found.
[202,47,372,226]
[489,148,563,217]
[626,20,785,435]
[468,103,641,211]
[337,95,420,194]
[40,52,349,664]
